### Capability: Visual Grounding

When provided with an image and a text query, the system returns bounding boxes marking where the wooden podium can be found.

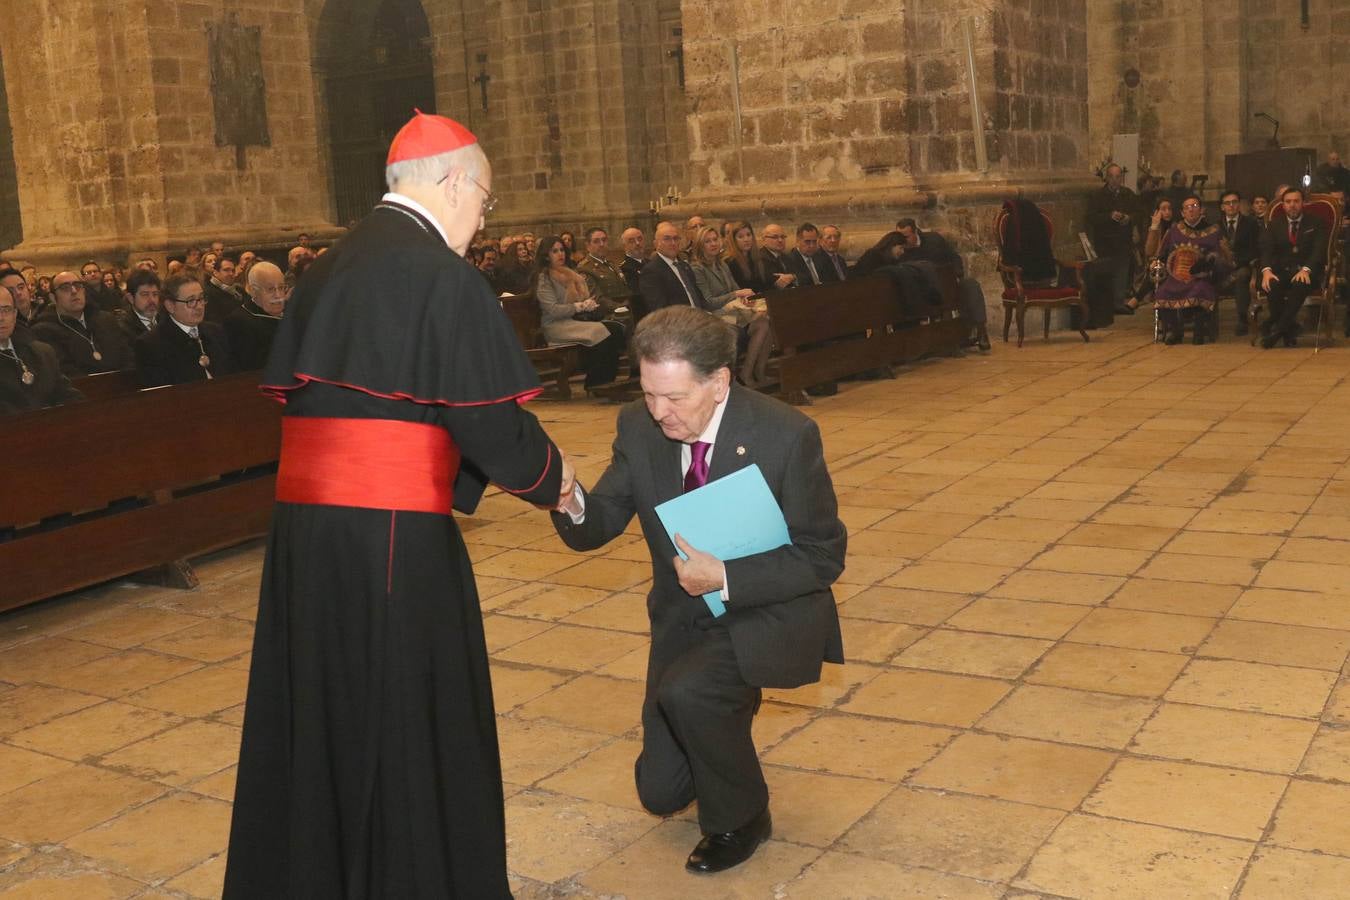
[1225,148,1316,201]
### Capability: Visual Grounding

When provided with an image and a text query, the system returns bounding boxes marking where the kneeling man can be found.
[552,306,846,873]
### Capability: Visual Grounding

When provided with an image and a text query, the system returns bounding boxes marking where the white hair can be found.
[385,145,488,192]
[247,260,283,289]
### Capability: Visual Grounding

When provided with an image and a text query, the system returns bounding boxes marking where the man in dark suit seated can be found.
[135,273,236,386]
[786,223,837,286]
[897,218,991,351]
[819,225,849,281]
[1217,191,1262,336]
[31,271,135,378]
[758,224,799,289]
[115,268,162,343]
[640,222,706,317]
[620,227,647,297]
[225,261,285,370]
[552,306,846,875]
[0,292,83,416]
[1259,188,1329,348]
[0,266,39,337]
[204,254,244,323]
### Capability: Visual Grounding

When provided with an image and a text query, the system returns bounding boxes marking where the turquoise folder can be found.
[653,464,790,617]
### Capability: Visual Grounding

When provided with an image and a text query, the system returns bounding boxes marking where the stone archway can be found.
[315,0,437,226]
[0,46,22,252]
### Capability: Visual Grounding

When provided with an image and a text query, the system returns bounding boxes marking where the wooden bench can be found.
[71,370,142,402]
[0,373,281,613]
[763,267,964,404]
[500,291,583,400]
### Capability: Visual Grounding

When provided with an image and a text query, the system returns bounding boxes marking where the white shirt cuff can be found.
[565,485,586,523]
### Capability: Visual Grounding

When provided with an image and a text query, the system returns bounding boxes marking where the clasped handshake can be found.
[538,451,725,596]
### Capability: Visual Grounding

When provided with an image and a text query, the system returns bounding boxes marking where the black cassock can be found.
[224,201,562,899]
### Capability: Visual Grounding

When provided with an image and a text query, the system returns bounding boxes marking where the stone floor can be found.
[3,314,1350,899]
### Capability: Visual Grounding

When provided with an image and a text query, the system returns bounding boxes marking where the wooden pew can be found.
[71,370,141,402]
[763,267,964,404]
[0,373,281,613]
[500,292,582,400]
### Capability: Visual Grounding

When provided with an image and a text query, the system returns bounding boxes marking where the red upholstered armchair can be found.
[993,205,1091,347]
[1250,194,1343,350]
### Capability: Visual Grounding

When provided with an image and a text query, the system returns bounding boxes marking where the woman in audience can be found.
[1125,196,1175,312]
[725,221,781,293]
[851,232,910,277]
[493,239,535,294]
[33,275,53,309]
[690,226,774,388]
[535,236,623,391]
[559,231,580,268]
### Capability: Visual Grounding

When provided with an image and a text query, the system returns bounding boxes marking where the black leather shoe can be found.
[1164,331,1182,345]
[1283,334,1298,348]
[1260,332,1280,349]
[805,381,838,397]
[686,807,772,874]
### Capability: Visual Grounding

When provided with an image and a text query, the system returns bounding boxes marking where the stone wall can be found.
[1088,0,1350,188]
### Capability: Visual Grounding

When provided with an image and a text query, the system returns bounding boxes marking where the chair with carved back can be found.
[1248,194,1343,351]
[993,204,1091,347]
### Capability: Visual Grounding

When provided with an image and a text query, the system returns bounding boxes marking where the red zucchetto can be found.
[386,109,478,165]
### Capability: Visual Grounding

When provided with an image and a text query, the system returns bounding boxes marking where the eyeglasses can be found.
[0,306,15,317]
[437,171,497,215]
[168,295,207,308]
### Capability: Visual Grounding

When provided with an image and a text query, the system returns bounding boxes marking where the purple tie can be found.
[683,441,711,493]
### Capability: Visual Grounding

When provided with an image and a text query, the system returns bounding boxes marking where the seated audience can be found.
[759,224,799,288]
[0,266,39,336]
[679,215,706,261]
[0,292,83,416]
[32,271,134,377]
[640,222,707,316]
[535,236,624,390]
[135,258,159,272]
[226,261,286,370]
[1217,191,1262,335]
[577,227,634,314]
[1129,197,1176,311]
[559,231,580,268]
[896,218,991,351]
[787,223,838,286]
[477,246,500,286]
[1153,195,1232,345]
[725,221,791,293]
[136,273,236,386]
[820,225,849,281]
[1259,187,1328,349]
[33,274,53,308]
[852,232,910,277]
[619,227,647,295]
[1251,194,1270,223]
[493,240,535,294]
[115,269,161,342]
[1316,151,1350,194]
[80,260,121,313]
[689,226,773,387]
[205,254,244,322]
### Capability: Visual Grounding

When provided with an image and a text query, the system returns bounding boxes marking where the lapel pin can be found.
[736,445,746,456]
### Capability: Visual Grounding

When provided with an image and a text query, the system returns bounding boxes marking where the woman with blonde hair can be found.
[690,226,774,388]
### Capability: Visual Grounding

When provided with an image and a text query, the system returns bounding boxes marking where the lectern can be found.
[1225,148,1316,201]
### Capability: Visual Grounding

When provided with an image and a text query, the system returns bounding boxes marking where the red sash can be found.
[275,417,459,515]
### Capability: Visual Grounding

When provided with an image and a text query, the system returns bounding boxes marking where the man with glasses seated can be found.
[134,273,236,386]
[225,261,287,370]
[0,293,83,416]
[0,266,39,336]
[31,271,135,378]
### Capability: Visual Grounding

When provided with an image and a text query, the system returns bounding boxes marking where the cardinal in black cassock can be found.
[224,113,568,899]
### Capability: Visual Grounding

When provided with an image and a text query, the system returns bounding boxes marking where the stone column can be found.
[1,0,338,270]
[677,0,1097,268]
